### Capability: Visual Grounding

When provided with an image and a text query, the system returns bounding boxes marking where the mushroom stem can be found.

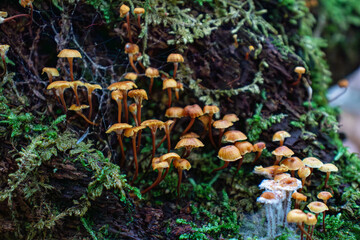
[131,136,138,184]
[137,14,141,28]
[129,55,139,74]
[175,89,180,100]
[67,57,74,82]
[291,73,302,86]
[291,170,295,177]
[150,129,156,160]
[157,119,177,149]
[1,54,6,77]
[182,118,195,135]
[1,14,31,24]
[329,88,347,102]
[173,62,179,79]
[130,111,138,126]
[57,90,67,112]
[218,129,225,148]
[149,77,154,95]
[274,156,282,165]
[307,226,311,240]
[310,213,319,238]
[295,200,300,209]
[160,168,169,182]
[122,90,129,123]
[252,151,262,163]
[126,12,132,43]
[75,112,97,125]
[324,172,330,189]
[141,170,163,194]
[167,88,172,108]
[297,223,312,240]
[235,157,244,173]
[211,161,229,173]
[181,148,191,159]
[87,93,93,119]
[208,115,216,148]
[165,128,171,153]
[72,83,81,106]
[116,100,122,123]
[117,135,126,167]
[177,168,183,198]
[136,103,142,151]
[280,139,284,146]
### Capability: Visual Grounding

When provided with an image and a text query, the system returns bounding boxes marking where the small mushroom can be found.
[222,113,239,123]
[167,53,184,79]
[134,7,145,28]
[319,163,338,189]
[162,120,175,153]
[42,67,60,104]
[162,78,177,108]
[19,0,34,24]
[317,191,333,232]
[57,49,82,82]
[252,142,266,164]
[111,90,124,123]
[212,145,241,173]
[305,213,317,240]
[287,209,312,240]
[329,79,349,102]
[254,165,288,179]
[159,152,180,181]
[68,104,97,126]
[234,141,254,177]
[303,157,323,185]
[245,45,254,60]
[175,137,204,158]
[272,146,294,165]
[175,82,183,100]
[125,43,140,74]
[292,191,307,209]
[84,83,102,119]
[298,166,311,192]
[120,4,132,42]
[141,119,164,161]
[272,130,291,146]
[145,67,159,95]
[281,157,304,177]
[182,104,204,135]
[307,201,329,237]
[106,123,132,166]
[213,119,233,148]
[47,81,71,112]
[223,130,247,143]
[180,132,200,139]
[124,72,138,82]
[203,105,220,148]
[129,103,138,126]
[173,158,191,197]
[141,158,169,194]
[68,80,85,106]
[291,66,306,86]
[128,89,148,126]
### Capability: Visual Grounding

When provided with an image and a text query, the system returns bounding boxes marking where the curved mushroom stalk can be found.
[74,112,98,126]
[128,54,139,74]
[167,88,172,108]
[131,136,138,183]
[182,118,195,136]
[173,63,179,79]
[57,90,67,112]
[211,161,229,174]
[117,135,126,167]
[141,170,163,195]
[298,223,312,240]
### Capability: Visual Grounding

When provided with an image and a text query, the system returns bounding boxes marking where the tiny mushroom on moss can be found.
[106,123,132,166]
[57,49,82,82]
[272,146,294,165]
[292,191,307,209]
[281,157,304,177]
[84,83,102,119]
[141,158,170,195]
[134,7,145,28]
[68,104,97,126]
[182,104,204,135]
[272,130,291,146]
[287,209,312,240]
[212,145,241,173]
[213,119,233,148]
[252,142,266,163]
[162,78,177,108]
[47,81,71,112]
[317,191,333,232]
[173,158,191,198]
[125,43,140,74]
[145,67,159,95]
[203,105,220,148]
[319,163,338,189]
[167,53,184,79]
[291,66,306,86]
[175,137,204,158]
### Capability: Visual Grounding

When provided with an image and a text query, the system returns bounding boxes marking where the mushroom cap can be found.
[57,49,82,58]
[258,179,277,191]
[254,165,289,179]
[160,152,180,164]
[129,103,137,113]
[294,66,306,74]
[222,130,247,143]
[213,119,233,129]
[257,191,280,205]
[108,81,137,91]
[253,142,266,152]
[111,90,123,101]
[203,105,219,115]
[167,53,184,63]
[42,67,60,77]
[124,126,146,137]
[141,119,164,129]
[198,115,211,128]
[162,78,177,90]
[163,120,175,128]
[19,0,33,7]
[84,83,102,92]
[338,79,349,88]
[69,104,89,111]
[274,173,291,182]
[298,166,311,179]
[234,141,254,155]
[292,191,307,202]
[165,107,184,118]
[124,72,138,81]
[180,132,200,139]
[173,158,191,170]
[184,104,204,118]
[119,4,130,17]
[305,213,317,226]
[217,145,242,162]
[272,130,291,142]
[47,81,71,90]
[145,67,159,78]
[319,163,338,173]
[0,11,8,18]
[277,177,302,191]
[176,82,184,90]
[128,89,148,101]
[134,7,145,14]
[317,191,333,202]
[175,137,204,150]
[281,157,304,171]
[222,113,239,123]
[307,201,328,213]
[0,44,10,55]
[272,146,294,157]
[287,209,307,223]
[152,158,169,171]
[125,43,139,55]
[302,157,323,168]
[106,123,132,134]
[249,45,255,51]
[69,80,85,88]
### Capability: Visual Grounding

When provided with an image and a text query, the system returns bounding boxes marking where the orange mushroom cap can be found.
[217,145,242,162]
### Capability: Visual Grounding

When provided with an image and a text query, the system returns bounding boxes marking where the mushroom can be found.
[145,67,159,95]
[162,78,177,108]
[68,104,97,125]
[175,137,204,158]
[119,4,132,43]
[303,157,323,185]
[292,191,307,209]
[298,166,311,192]
[307,201,329,237]
[167,53,184,79]
[329,79,349,102]
[182,104,204,135]
[68,80,85,106]
[0,11,31,26]
[155,107,184,148]
[0,44,10,77]
[141,119,164,161]
[57,49,82,82]
[222,113,239,123]
[232,34,238,49]
[254,165,288,179]
[133,7,145,28]
[47,81,71,112]
[124,126,146,183]
[128,89,148,126]
[106,123,132,166]
[272,130,291,146]
[213,119,233,148]
[108,81,137,123]
[281,157,304,177]
[159,152,180,181]
[211,145,241,173]
[162,120,175,153]
[173,158,191,197]
[175,82,183,100]
[141,158,169,194]
[84,83,102,119]
[234,141,254,173]
[291,66,306,86]
[124,43,140,74]
[305,213,317,240]
[272,146,294,165]
[252,142,266,164]
[19,0,34,24]
[317,191,333,232]
[42,67,60,104]
[273,173,291,182]
[129,103,138,126]
[287,209,313,240]
[124,72,138,82]
[223,130,247,143]
[198,115,211,135]
[245,45,254,60]
[111,90,123,123]
[203,105,220,148]
[319,163,338,190]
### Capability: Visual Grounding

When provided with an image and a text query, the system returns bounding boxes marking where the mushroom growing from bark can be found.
[120,4,132,42]
[47,81,71,112]
[167,53,184,79]
[134,7,145,28]
[292,191,307,209]
[68,104,97,126]
[272,146,294,165]
[253,142,266,163]
[125,43,140,74]
[213,119,233,147]
[203,105,220,148]
[287,209,313,240]
[245,45,254,60]
[141,158,169,194]
[281,157,304,177]
[145,67,159,95]
[84,83,102,119]
[307,201,329,237]
[234,141,254,173]
[319,163,338,189]
[317,191,333,232]
[162,78,177,108]
[182,104,204,135]
[175,137,204,158]
[57,49,82,82]
[111,90,123,123]
[212,145,241,173]
[273,130,291,146]
[173,158,191,197]
[106,123,132,166]
[291,66,306,86]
